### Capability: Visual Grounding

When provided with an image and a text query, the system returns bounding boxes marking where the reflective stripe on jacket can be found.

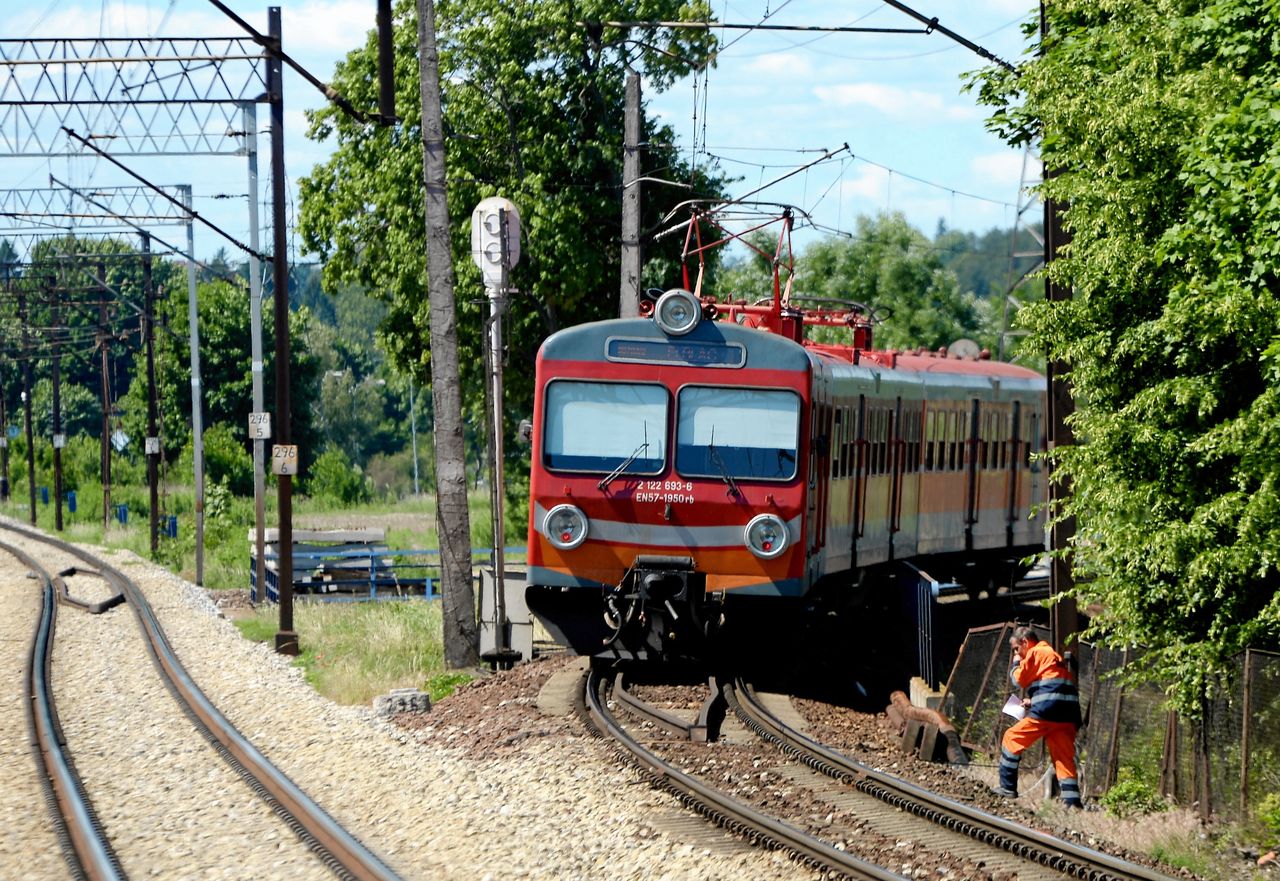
[1010,641,1081,725]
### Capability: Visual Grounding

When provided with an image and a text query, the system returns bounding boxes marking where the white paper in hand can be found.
[1002,694,1027,720]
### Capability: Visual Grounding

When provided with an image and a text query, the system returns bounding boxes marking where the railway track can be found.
[5,522,405,881]
[726,678,1177,881]
[584,666,1181,881]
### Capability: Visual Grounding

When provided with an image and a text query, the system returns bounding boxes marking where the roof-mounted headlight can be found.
[543,504,589,550]
[744,513,788,559]
[654,289,701,336]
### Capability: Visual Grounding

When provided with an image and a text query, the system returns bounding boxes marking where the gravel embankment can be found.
[0,560,66,879]
[0,523,819,881]
[0,531,335,881]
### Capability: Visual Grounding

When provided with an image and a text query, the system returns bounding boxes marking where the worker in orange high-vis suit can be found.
[994,626,1083,807]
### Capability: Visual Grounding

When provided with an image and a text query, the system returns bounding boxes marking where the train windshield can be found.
[676,387,800,481]
[543,381,668,474]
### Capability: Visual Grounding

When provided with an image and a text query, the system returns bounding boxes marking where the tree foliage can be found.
[970,0,1280,709]
[297,0,729,428]
[718,213,985,352]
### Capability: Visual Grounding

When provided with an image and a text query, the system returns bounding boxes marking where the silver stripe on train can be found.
[534,503,800,548]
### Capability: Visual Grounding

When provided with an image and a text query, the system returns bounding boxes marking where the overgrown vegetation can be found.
[234,600,463,706]
[970,0,1280,712]
[1100,773,1169,820]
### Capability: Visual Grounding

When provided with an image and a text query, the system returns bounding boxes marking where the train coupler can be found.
[600,556,711,661]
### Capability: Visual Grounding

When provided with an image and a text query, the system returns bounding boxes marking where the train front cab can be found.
[524,308,814,662]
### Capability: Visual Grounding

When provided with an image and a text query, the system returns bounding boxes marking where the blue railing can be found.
[250,546,527,604]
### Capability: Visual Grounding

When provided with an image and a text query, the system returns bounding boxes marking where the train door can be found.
[852,394,867,541]
[889,397,903,558]
[892,399,920,560]
[964,398,980,551]
[1015,406,1045,547]
[807,375,832,560]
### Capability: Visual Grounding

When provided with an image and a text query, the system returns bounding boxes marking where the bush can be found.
[199,424,254,496]
[365,448,421,500]
[1259,792,1280,841]
[305,446,369,505]
[1100,776,1169,819]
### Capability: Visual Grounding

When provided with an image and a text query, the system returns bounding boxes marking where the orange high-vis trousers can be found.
[1001,716,1078,781]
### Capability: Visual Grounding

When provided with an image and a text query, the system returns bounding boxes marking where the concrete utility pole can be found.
[97,264,112,531]
[181,185,206,583]
[49,282,63,531]
[142,233,160,555]
[619,71,642,318]
[18,291,35,525]
[244,101,269,606]
[417,0,480,668]
[267,6,299,656]
[1040,2,1078,652]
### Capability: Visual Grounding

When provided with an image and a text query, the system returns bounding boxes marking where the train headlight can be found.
[654,289,701,336]
[744,513,789,559]
[543,504,589,550]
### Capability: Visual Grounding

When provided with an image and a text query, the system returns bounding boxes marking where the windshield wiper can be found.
[708,430,742,499]
[598,424,650,491]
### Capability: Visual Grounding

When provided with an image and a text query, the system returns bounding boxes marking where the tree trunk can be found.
[417,0,480,668]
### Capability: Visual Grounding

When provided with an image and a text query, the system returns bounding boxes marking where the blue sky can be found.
[2,0,1041,263]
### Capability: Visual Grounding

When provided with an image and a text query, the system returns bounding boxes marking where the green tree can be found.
[297,0,727,425]
[970,0,1280,710]
[796,213,982,352]
[117,277,321,480]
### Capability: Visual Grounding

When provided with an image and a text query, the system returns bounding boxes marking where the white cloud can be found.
[743,52,814,79]
[812,82,981,122]
[971,150,1041,186]
[282,1,377,56]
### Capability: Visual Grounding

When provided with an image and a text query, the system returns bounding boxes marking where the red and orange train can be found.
[524,216,1046,664]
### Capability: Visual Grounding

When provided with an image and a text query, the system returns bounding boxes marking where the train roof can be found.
[539,315,813,372]
[539,314,1044,396]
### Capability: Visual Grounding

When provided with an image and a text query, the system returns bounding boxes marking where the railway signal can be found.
[471,196,522,668]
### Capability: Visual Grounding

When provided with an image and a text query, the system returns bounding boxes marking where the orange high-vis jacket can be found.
[1010,641,1081,725]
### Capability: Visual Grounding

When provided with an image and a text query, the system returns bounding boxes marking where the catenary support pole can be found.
[268,7,298,656]
[1040,3,1078,652]
[142,233,160,555]
[49,281,63,531]
[98,265,111,532]
[182,186,206,583]
[243,102,268,605]
[20,291,35,525]
[619,71,641,318]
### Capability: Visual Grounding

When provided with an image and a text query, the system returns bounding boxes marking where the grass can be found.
[0,480,497,706]
[233,599,467,705]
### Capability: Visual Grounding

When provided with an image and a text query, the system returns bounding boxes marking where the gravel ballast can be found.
[0,524,818,881]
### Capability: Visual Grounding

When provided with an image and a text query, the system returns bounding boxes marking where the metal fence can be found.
[940,625,1280,821]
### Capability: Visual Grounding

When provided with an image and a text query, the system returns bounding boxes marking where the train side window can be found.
[1001,410,1011,469]
[942,409,952,471]
[923,411,935,471]
[844,407,854,478]
[883,409,894,474]
[986,411,995,469]
[911,407,921,471]
[990,412,1000,469]
[832,407,842,479]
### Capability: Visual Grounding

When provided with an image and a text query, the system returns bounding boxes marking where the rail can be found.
[3,522,407,881]
[728,678,1178,881]
[9,539,124,881]
[583,667,908,881]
